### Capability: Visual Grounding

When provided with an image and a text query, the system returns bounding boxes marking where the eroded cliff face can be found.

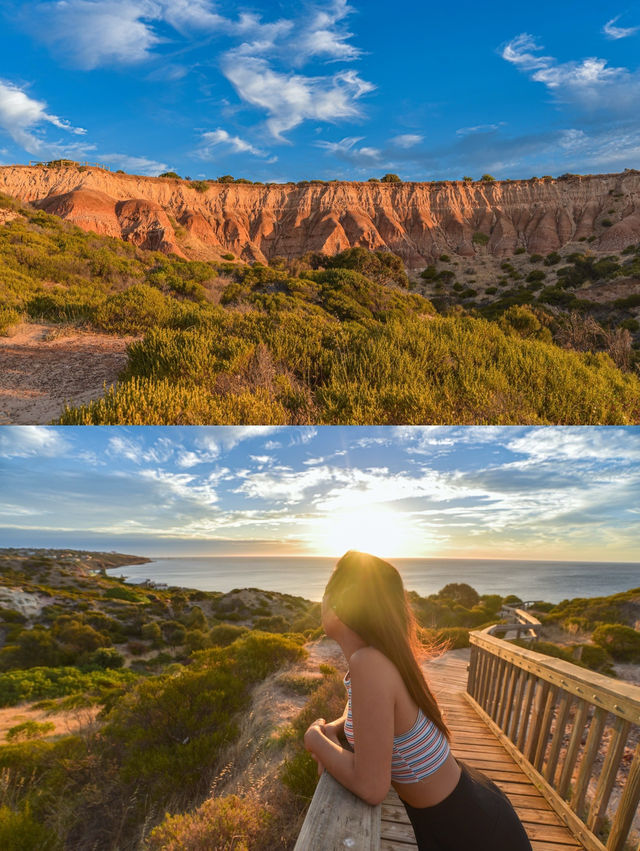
[1,165,639,267]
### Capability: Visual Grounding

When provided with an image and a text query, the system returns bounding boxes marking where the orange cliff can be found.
[1,165,640,268]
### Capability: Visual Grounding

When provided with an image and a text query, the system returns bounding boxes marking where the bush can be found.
[380,173,402,183]
[6,720,55,742]
[481,174,496,182]
[472,232,489,246]
[0,804,60,850]
[580,644,615,674]
[592,624,640,661]
[94,284,175,334]
[209,624,249,646]
[148,794,272,851]
[281,750,319,800]
[159,172,181,179]
[0,305,21,335]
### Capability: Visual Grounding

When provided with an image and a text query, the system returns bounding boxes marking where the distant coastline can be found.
[106,555,640,604]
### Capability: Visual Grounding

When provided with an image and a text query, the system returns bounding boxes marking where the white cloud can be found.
[99,152,169,175]
[294,0,361,63]
[316,135,380,161]
[456,124,504,136]
[222,56,374,139]
[603,16,639,40]
[0,426,70,458]
[29,0,165,69]
[391,134,423,148]
[501,33,638,113]
[196,128,267,158]
[0,79,87,155]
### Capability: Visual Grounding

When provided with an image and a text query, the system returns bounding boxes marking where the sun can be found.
[315,505,417,558]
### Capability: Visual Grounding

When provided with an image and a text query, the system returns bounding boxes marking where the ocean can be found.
[105,556,640,603]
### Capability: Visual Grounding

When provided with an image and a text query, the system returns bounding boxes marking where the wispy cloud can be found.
[0,426,69,458]
[603,15,639,40]
[0,79,87,155]
[23,1,373,144]
[222,58,373,140]
[196,127,267,158]
[391,133,423,148]
[501,32,638,113]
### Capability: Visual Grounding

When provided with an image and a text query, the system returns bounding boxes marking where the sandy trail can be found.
[0,323,134,424]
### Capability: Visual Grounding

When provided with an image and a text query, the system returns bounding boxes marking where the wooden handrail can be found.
[293,770,381,851]
[467,627,640,851]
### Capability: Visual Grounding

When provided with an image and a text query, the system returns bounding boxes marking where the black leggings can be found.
[398,759,533,851]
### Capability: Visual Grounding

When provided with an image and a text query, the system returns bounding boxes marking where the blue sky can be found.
[1,1,640,179]
[1,426,639,560]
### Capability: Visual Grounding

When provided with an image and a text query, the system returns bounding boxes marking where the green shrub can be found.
[6,720,55,742]
[0,804,60,851]
[592,624,640,661]
[94,284,175,334]
[579,644,615,674]
[0,305,21,334]
[189,181,209,193]
[57,378,288,425]
[380,173,402,183]
[0,666,137,707]
[281,750,319,800]
[147,794,272,851]
[103,586,143,603]
[209,624,249,646]
[472,232,490,246]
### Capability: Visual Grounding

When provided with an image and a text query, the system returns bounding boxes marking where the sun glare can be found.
[317,505,417,558]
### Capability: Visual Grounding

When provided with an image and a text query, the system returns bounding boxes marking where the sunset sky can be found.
[1,426,639,561]
[1,1,640,179]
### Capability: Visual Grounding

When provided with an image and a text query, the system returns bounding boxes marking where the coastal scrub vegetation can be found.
[1,195,640,424]
[1,550,637,848]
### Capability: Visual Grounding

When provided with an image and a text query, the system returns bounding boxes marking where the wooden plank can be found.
[293,770,381,851]
[571,707,608,818]
[465,692,606,851]
[606,741,640,851]
[558,699,589,800]
[586,716,629,835]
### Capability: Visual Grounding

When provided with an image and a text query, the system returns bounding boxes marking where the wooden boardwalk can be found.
[379,649,583,851]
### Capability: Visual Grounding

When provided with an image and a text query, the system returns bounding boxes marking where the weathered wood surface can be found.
[380,649,584,850]
[469,629,640,851]
[293,768,381,851]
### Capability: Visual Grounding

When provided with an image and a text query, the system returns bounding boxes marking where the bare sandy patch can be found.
[0,322,136,424]
[0,702,100,742]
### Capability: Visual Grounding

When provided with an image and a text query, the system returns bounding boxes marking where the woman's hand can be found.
[304,718,327,775]
[321,719,343,746]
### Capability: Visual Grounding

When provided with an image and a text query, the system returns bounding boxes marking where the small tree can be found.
[159,171,181,179]
[481,174,496,182]
[381,173,402,183]
[462,176,473,183]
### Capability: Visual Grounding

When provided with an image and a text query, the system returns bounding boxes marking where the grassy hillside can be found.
[1,194,640,424]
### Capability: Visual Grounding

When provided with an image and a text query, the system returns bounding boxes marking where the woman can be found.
[303,551,532,851]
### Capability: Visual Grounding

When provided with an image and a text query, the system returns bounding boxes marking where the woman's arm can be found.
[304,648,394,806]
[322,701,348,744]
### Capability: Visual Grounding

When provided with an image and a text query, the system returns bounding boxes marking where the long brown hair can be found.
[324,551,451,740]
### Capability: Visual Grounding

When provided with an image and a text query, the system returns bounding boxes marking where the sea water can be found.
[106,556,640,603]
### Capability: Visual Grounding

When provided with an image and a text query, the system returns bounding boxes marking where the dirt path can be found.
[0,323,135,424]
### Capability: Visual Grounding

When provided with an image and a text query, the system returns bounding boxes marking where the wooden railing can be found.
[467,627,640,851]
[293,770,380,851]
[490,605,543,641]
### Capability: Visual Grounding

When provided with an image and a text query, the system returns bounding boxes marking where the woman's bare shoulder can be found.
[349,646,397,682]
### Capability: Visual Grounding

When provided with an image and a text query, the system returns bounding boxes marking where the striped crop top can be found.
[343,670,450,783]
